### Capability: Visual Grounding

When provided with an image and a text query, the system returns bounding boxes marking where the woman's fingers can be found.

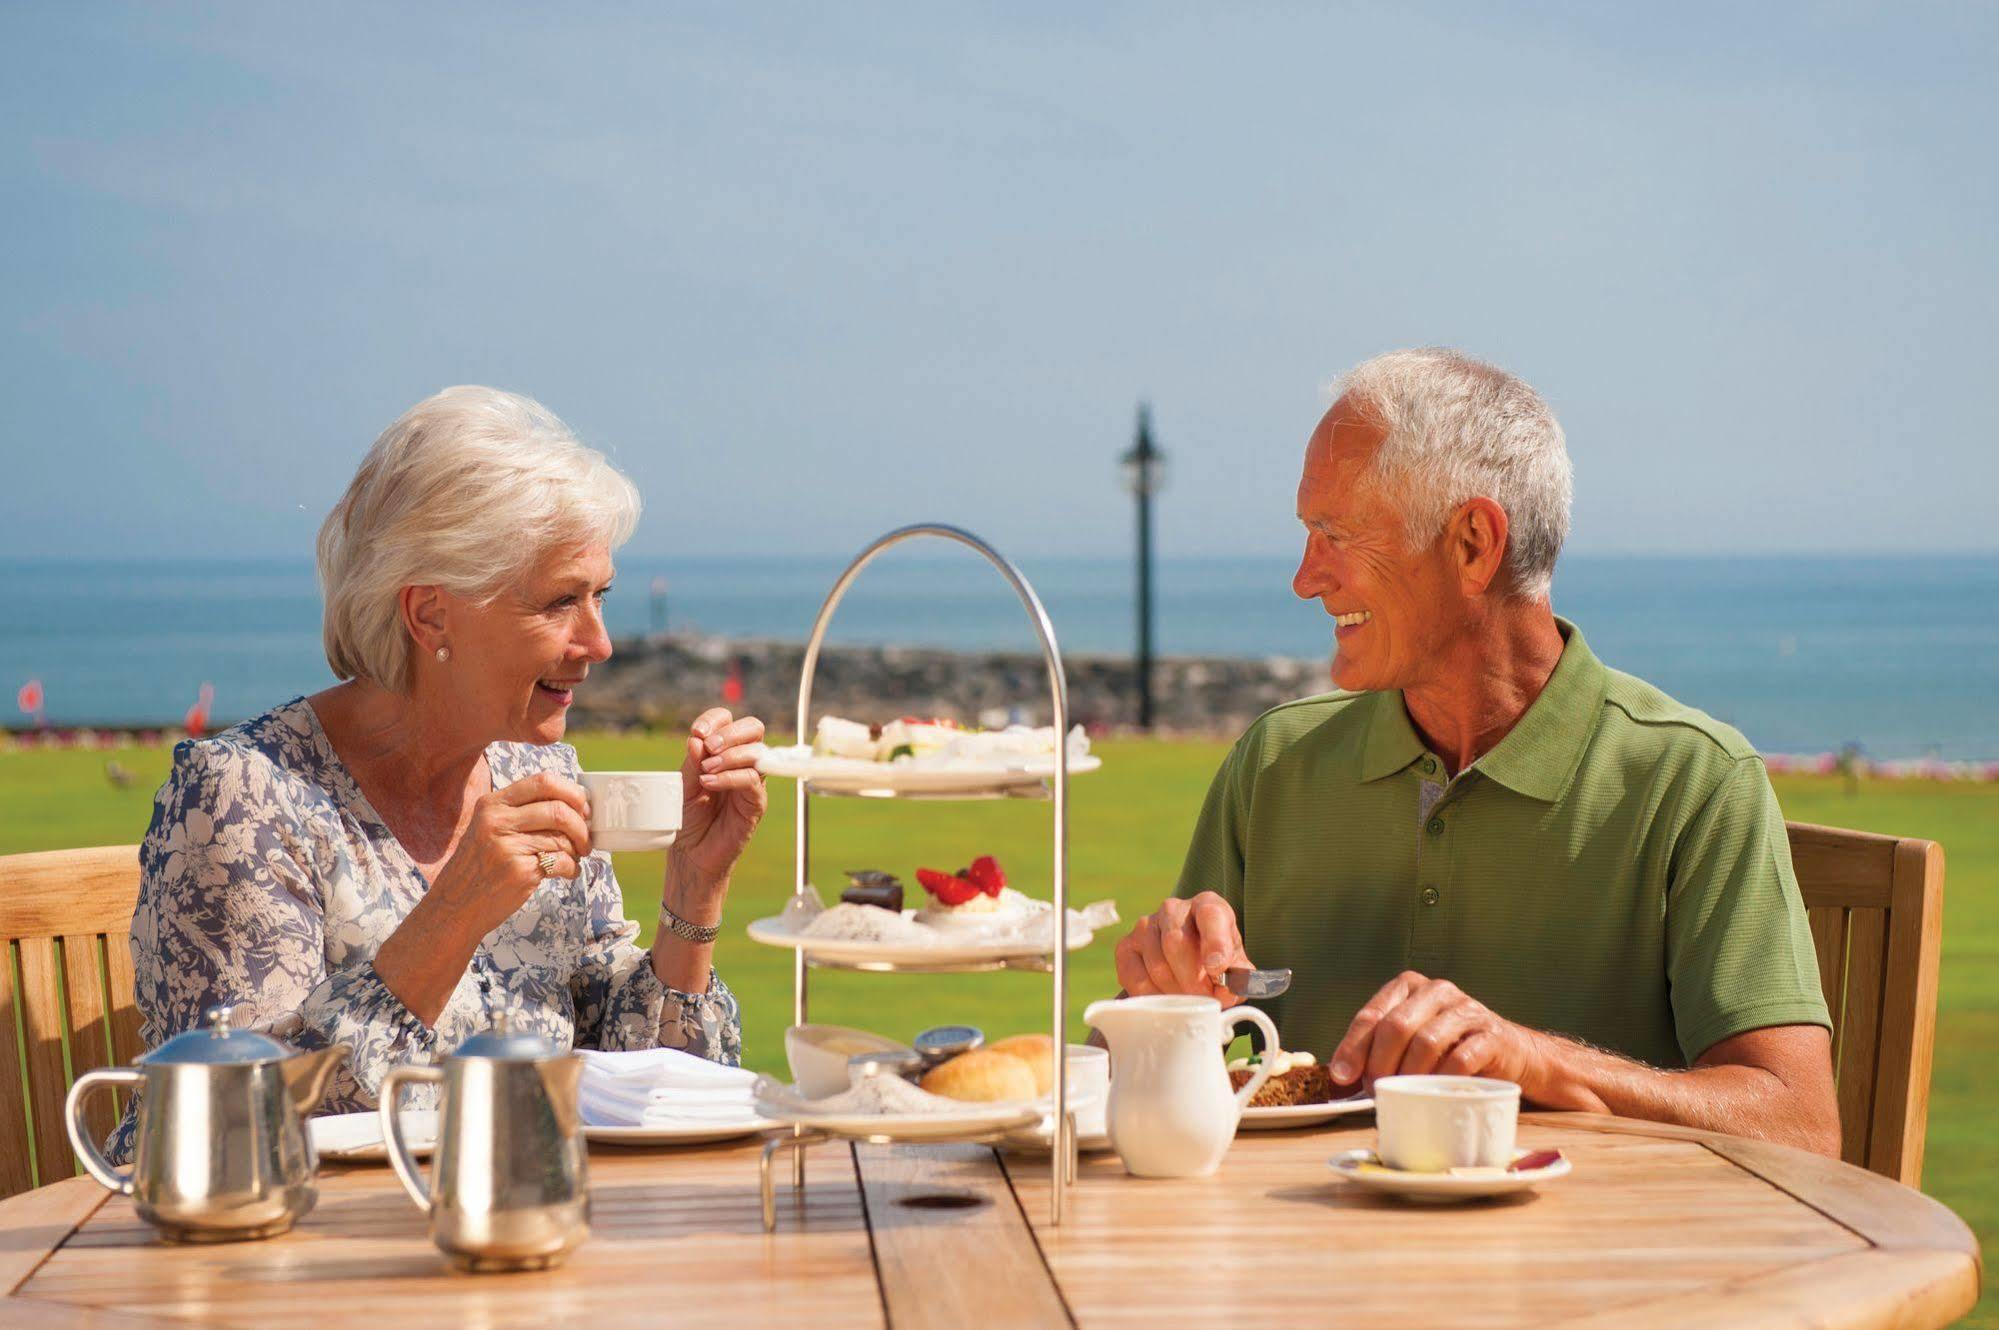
[504,798,593,858]
[702,715,765,754]
[699,767,766,793]
[699,741,768,775]
[495,771,590,818]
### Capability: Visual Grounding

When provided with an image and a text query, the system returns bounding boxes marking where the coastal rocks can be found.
[565,633,1332,736]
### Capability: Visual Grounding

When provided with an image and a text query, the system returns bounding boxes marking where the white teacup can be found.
[579,771,682,852]
[1062,1043,1110,1139]
[1374,1075,1520,1173]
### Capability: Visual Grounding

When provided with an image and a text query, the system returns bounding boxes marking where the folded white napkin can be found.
[575,1048,758,1128]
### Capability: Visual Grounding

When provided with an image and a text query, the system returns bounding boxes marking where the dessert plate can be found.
[758,747,1101,797]
[583,1119,777,1147]
[1239,1095,1374,1130]
[754,1098,1043,1143]
[311,1110,437,1162]
[1327,1147,1570,1201]
[746,911,1099,966]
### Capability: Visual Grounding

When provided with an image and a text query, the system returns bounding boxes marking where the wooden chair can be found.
[0,845,144,1199]
[1787,821,1945,1188]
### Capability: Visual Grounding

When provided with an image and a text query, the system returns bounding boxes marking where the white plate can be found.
[583,1119,777,1147]
[1240,1096,1374,1130]
[754,1099,1044,1143]
[746,911,1098,967]
[758,748,1101,797]
[1326,1147,1571,1201]
[311,1110,436,1161]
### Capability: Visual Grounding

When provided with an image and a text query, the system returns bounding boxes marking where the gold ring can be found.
[536,850,559,877]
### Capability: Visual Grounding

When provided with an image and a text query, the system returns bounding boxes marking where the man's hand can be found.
[1330,970,1581,1105]
[1113,892,1252,1006]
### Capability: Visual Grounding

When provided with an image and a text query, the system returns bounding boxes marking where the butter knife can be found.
[1224,967,1292,999]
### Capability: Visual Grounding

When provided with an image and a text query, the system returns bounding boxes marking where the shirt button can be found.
[1419,757,1437,775]
[1426,816,1446,836]
[1420,886,1441,906]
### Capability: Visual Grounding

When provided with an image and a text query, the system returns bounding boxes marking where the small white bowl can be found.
[784,1024,911,1099]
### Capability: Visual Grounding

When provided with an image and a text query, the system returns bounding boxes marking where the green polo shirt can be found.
[1174,619,1829,1069]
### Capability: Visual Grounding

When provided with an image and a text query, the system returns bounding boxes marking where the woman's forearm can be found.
[652,861,725,992]
[374,893,481,1026]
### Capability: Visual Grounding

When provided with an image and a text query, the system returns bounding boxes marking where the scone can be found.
[986,1033,1056,1096]
[919,1048,1038,1102]
[1227,1051,1336,1107]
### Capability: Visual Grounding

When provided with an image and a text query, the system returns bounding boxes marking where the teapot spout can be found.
[536,1055,586,1136]
[282,1045,349,1115]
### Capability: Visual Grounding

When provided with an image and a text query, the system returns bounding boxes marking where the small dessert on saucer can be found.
[1228,1050,1335,1107]
[919,1048,1039,1102]
[914,855,1033,928]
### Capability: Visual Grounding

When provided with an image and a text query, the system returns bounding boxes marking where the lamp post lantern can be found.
[1120,403,1166,730]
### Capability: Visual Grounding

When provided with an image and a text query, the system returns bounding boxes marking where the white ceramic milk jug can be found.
[1083,995,1281,1178]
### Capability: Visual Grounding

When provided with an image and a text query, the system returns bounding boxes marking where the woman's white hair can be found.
[317,386,641,691]
[1334,347,1573,599]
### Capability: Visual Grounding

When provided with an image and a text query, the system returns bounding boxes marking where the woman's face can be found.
[430,541,616,746]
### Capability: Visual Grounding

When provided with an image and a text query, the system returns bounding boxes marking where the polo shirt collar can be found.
[1356,617,1608,802]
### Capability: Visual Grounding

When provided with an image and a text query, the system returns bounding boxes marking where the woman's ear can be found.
[400,584,450,658]
[1451,497,1510,598]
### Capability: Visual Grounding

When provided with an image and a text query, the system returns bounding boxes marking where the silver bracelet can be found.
[658,903,720,946]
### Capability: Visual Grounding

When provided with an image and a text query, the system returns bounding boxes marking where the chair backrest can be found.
[0,845,144,1199]
[1786,821,1945,1188]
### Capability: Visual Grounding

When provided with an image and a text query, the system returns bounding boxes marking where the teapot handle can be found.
[1222,1006,1283,1116]
[65,1068,143,1196]
[378,1064,445,1214]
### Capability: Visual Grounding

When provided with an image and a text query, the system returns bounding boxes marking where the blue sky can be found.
[3,3,1994,561]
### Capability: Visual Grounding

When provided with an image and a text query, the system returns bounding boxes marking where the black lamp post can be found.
[1120,403,1166,730]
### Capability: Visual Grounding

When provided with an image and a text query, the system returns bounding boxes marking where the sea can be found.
[2,554,1995,760]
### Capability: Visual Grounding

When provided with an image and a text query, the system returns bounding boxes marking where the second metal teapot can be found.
[379,1012,589,1272]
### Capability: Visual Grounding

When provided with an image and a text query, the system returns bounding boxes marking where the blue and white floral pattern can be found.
[108,698,739,1162]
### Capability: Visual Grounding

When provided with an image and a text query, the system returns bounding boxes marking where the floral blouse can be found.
[108,698,740,1162]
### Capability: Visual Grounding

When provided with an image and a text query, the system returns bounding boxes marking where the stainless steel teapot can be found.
[65,1003,348,1242]
[378,1012,589,1272]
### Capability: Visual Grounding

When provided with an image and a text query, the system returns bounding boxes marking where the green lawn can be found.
[4,736,1992,1323]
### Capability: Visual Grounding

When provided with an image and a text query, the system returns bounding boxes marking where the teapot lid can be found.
[453,1010,561,1061]
[143,1004,294,1065]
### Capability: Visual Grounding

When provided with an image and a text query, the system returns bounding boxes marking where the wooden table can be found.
[0,1113,1979,1328]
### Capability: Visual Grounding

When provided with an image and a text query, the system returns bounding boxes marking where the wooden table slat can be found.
[854,1143,1071,1329]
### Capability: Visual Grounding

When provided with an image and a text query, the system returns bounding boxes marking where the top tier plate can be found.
[757,746,1101,798]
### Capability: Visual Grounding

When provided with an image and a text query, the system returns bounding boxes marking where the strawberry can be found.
[964,855,1007,897]
[916,867,982,906]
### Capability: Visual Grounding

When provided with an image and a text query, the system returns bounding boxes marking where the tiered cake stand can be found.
[756,523,1080,1226]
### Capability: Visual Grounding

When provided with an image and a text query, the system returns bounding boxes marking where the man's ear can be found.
[400,584,450,657]
[1450,497,1510,597]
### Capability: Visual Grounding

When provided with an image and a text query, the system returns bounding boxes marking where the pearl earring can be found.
[435,646,450,663]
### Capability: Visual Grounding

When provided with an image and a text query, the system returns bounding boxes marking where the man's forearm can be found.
[1528,1030,1841,1157]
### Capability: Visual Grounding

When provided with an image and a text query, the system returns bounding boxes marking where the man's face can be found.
[1291,399,1465,693]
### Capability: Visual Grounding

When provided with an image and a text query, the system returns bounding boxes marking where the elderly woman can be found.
[110,386,766,1160]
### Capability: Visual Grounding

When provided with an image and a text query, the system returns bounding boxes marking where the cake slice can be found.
[1227,1051,1337,1107]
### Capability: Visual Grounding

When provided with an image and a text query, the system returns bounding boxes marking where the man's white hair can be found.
[1335,348,1573,599]
[317,386,641,691]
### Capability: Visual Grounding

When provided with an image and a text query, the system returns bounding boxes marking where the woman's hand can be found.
[668,708,768,906]
[429,771,594,930]
[378,771,592,1023]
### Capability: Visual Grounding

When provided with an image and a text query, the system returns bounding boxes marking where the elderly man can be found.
[1117,348,1840,1155]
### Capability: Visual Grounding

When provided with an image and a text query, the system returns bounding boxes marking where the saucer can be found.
[1327,1147,1570,1201]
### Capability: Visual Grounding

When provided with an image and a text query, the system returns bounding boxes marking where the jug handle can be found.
[1222,1006,1283,1116]
[378,1064,444,1213]
[65,1068,143,1196]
